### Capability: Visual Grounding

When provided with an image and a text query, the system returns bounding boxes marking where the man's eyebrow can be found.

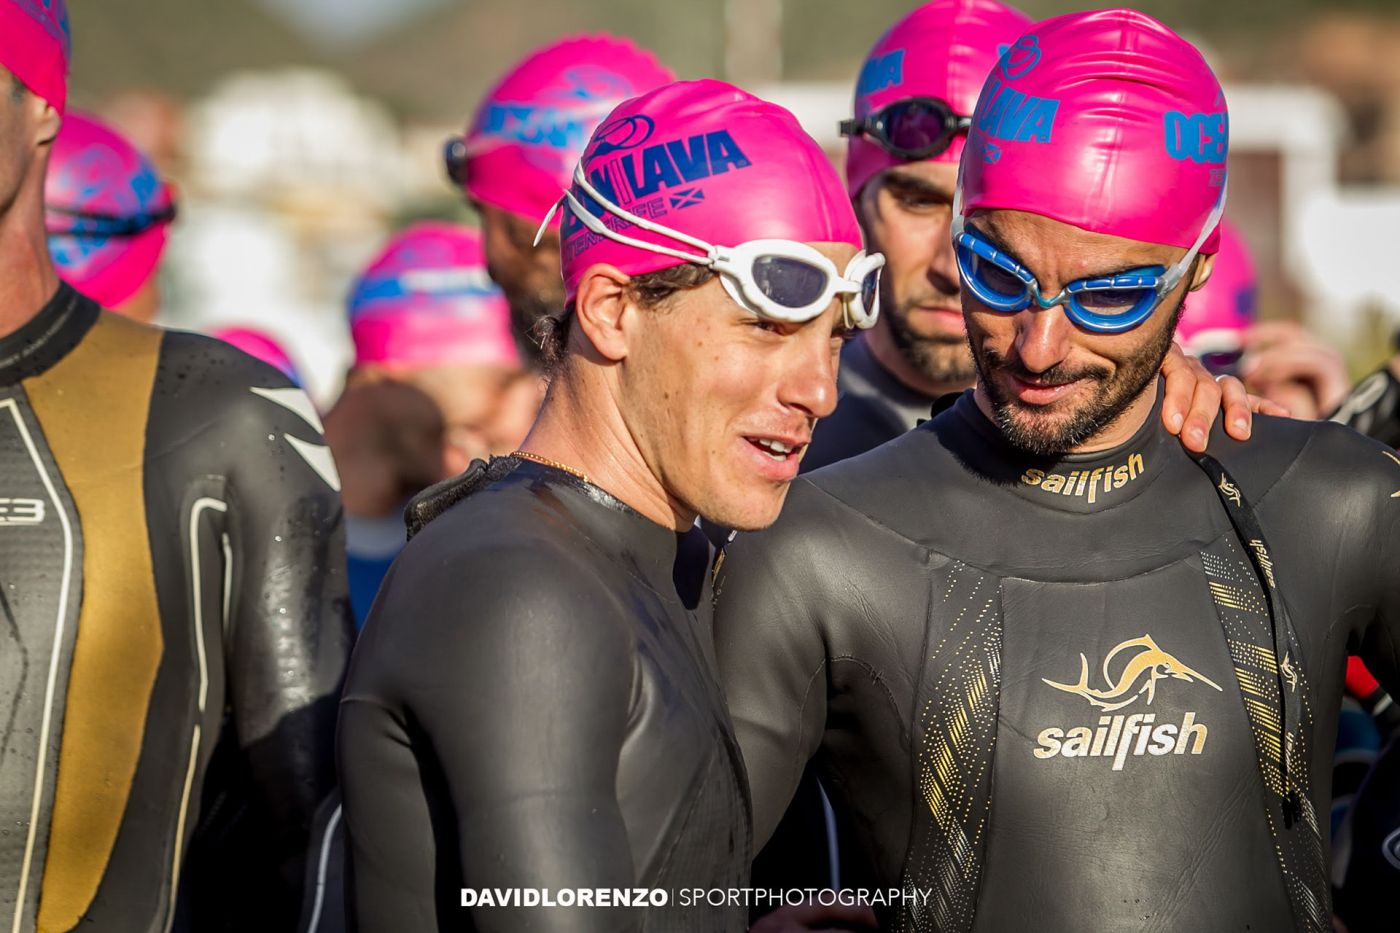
[965,221,1163,280]
[882,171,948,198]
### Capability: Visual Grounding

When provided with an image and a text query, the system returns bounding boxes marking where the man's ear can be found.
[573,263,634,363]
[34,98,61,147]
[1187,252,1216,292]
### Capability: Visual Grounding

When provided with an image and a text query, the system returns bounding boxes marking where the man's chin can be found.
[697,483,791,533]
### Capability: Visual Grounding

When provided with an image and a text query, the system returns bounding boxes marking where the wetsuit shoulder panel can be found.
[341,492,642,932]
[145,329,352,927]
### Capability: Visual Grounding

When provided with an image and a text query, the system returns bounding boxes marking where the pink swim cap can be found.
[846,0,1031,198]
[0,0,71,112]
[45,110,176,309]
[348,222,520,371]
[558,79,862,303]
[457,35,673,224]
[961,9,1228,254]
[1176,219,1256,349]
[212,327,304,386]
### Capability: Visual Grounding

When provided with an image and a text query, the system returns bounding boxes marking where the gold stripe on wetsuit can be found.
[23,312,164,930]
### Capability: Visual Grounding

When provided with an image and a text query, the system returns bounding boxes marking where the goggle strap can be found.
[1162,185,1229,291]
[571,167,719,259]
[559,189,713,267]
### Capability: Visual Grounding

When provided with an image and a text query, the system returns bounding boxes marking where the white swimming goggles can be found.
[537,165,884,329]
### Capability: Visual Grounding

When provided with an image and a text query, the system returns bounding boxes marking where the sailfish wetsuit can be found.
[713,388,1400,932]
[0,284,353,931]
[338,457,750,932]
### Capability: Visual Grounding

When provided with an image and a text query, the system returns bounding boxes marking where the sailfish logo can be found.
[1043,635,1223,712]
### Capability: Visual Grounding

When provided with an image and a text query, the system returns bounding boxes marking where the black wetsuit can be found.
[1332,365,1400,449]
[338,457,750,932]
[762,337,943,908]
[714,388,1400,932]
[802,337,936,473]
[0,284,353,931]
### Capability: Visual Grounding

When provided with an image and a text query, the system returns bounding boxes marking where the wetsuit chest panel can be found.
[22,311,164,930]
[974,559,1294,933]
[617,581,750,891]
[0,389,83,932]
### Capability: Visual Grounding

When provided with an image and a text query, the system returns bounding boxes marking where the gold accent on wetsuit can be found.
[23,312,164,930]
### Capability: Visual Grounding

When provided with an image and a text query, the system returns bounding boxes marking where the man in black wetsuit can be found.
[338,80,889,932]
[809,0,1263,472]
[714,12,1400,932]
[0,6,353,929]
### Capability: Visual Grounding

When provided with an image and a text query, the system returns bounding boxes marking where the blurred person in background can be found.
[326,221,533,627]
[443,34,672,366]
[1175,218,1257,377]
[210,325,304,385]
[0,2,352,930]
[1331,329,1400,448]
[44,109,175,323]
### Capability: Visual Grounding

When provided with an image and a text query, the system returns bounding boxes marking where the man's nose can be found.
[777,330,839,420]
[1013,305,1074,374]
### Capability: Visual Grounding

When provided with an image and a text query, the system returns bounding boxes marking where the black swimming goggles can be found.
[839,97,973,161]
[46,203,178,238]
[443,135,468,187]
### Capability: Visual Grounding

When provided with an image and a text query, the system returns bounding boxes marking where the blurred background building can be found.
[66,0,1400,406]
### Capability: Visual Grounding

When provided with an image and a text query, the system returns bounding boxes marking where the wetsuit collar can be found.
[842,336,938,433]
[0,283,99,386]
[407,456,712,610]
[941,384,1172,514]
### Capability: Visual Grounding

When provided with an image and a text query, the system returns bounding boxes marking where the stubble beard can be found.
[884,286,978,389]
[971,303,1182,457]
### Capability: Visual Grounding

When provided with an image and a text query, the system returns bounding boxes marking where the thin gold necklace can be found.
[510,450,591,485]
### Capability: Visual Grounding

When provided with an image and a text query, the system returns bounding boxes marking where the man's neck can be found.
[864,317,972,399]
[0,192,60,340]
[972,375,1160,455]
[519,369,695,532]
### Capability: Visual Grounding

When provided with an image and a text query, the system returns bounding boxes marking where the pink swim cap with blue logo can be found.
[1177,220,1256,348]
[846,0,1032,198]
[460,35,673,224]
[0,0,71,111]
[559,79,862,303]
[961,9,1228,253]
[45,111,176,309]
[348,222,520,370]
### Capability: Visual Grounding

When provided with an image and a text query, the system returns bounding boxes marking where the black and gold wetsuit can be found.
[714,389,1400,932]
[0,284,353,932]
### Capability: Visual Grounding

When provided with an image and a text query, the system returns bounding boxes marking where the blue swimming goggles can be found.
[950,185,1226,334]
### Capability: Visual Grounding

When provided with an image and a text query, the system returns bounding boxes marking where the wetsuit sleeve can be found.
[1342,427,1400,698]
[712,487,832,849]
[1330,364,1400,449]
[339,541,639,932]
[219,368,354,912]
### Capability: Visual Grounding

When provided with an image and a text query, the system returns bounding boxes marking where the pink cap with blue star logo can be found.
[0,0,71,112]
[459,35,673,224]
